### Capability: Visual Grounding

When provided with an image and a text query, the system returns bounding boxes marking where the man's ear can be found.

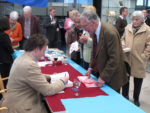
[92,19,97,25]
[34,47,39,52]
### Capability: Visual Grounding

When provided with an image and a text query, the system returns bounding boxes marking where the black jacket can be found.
[145,18,150,26]
[115,17,127,37]
[42,16,59,42]
[0,31,14,64]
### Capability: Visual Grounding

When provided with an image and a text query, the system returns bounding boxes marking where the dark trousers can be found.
[114,76,130,94]
[122,76,130,97]
[81,59,89,70]
[0,63,11,88]
[19,38,28,49]
[0,63,11,99]
[121,62,130,98]
[133,77,143,101]
[48,33,58,48]
[121,76,143,101]
[48,40,58,48]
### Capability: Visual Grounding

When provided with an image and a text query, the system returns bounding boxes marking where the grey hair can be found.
[131,10,144,22]
[71,10,79,21]
[80,9,100,23]
[10,11,19,20]
[23,6,32,12]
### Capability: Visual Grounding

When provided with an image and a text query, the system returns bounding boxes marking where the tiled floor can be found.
[128,72,150,113]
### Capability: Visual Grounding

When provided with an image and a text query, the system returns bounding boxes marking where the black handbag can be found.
[71,51,81,64]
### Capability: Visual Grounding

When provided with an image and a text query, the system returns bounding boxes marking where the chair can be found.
[0,74,8,112]
[0,75,8,97]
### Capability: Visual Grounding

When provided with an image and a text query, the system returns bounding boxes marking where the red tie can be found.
[92,34,98,72]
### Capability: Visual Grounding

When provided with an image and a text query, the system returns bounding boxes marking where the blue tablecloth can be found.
[61,59,145,113]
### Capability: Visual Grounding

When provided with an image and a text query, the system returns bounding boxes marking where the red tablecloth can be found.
[41,64,108,112]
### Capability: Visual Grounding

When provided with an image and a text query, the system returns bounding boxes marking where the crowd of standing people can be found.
[0,5,150,113]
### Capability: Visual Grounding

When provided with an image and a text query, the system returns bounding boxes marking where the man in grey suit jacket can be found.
[3,34,68,113]
[81,10,127,91]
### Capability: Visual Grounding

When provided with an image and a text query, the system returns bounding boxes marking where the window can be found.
[148,0,150,7]
[77,0,93,5]
[136,0,144,6]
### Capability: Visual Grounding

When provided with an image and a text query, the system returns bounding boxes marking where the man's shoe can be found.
[134,100,140,107]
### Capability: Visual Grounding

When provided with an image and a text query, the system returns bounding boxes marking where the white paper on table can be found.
[78,76,98,88]
[38,61,52,67]
[50,72,73,87]
[45,53,51,59]
[58,91,64,94]
[69,41,79,54]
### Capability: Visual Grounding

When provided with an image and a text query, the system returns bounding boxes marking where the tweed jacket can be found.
[3,52,65,113]
[66,27,78,48]
[18,15,41,37]
[90,22,127,90]
[122,23,150,78]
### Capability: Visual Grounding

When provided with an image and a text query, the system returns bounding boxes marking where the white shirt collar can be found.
[144,17,147,22]
[50,15,53,20]
[27,52,38,63]
[119,15,124,19]
[95,21,101,43]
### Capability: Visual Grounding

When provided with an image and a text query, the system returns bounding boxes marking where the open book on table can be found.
[50,72,73,87]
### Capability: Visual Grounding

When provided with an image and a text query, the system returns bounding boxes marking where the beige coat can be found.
[3,52,65,113]
[122,23,150,78]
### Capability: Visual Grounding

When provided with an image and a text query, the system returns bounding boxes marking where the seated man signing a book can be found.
[2,34,68,113]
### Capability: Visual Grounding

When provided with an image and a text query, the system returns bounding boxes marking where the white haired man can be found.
[81,10,127,92]
[18,6,41,49]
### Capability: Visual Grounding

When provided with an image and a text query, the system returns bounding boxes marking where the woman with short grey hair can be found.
[122,10,150,106]
[10,11,19,20]
[5,11,22,49]
[131,10,144,22]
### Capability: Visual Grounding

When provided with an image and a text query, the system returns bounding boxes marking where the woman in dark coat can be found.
[0,16,14,90]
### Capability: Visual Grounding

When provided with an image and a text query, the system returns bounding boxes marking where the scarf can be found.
[132,23,143,34]
[9,23,16,36]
